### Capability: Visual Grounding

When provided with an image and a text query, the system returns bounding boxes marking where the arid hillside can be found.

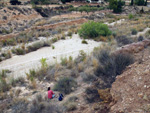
[110,46,150,113]
[0,1,150,113]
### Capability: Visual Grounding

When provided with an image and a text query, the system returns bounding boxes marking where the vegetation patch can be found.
[95,49,134,86]
[78,21,111,39]
[53,77,77,94]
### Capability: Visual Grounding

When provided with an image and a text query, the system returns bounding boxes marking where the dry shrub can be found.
[64,96,78,112]
[9,98,29,113]
[9,77,25,87]
[95,49,134,87]
[67,57,74,69]
[92,58,99,69]
[100,36,108,42]
[30,94,62,113]
[78,62,84,72]
[0,92,7,100]
[116,35,133,47]
[65,102,77,112]
[98,88,112,103]
[15,89,22,97]
[31,79,37,89]
[53,77,77,94]
[85,87,101,103]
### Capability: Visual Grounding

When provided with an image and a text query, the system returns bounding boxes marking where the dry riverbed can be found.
[0,34,102,78]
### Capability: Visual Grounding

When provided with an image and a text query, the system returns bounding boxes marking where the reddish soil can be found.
[110,46,150,113]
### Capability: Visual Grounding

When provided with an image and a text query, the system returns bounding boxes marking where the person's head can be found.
[48,87,51,91]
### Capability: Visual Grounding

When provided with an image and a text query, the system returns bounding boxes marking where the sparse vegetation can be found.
[11,47,26,55]
[69,5,105,14]
[0,2,149,113]
[53,77,77,94]
[0,51,12,62]
[116,35,133,46]
[30,94,62,113]
[64,96,78,111]
[95,49,134,86]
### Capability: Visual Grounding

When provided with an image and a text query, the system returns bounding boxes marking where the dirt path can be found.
[0,34,102,78]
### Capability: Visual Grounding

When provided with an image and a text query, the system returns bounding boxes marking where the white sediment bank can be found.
[0,34,102,78]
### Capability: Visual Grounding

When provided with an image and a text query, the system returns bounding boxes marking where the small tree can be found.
[135,0,145,5]
[109,0,125,13]
[145,0,147,6]
[131,0,134,5]
[61,0,66,4]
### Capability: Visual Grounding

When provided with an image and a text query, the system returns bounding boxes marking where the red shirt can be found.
[48,90,54,99]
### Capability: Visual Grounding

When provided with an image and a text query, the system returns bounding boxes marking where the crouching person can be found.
[48,87,55,99]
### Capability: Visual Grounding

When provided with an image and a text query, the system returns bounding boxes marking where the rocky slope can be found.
[110,47,150,113]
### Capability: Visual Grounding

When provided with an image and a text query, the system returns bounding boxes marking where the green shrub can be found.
[131,29,137,35]
[52,45,55,49]
[53,77,77,94]
[52,38,58,43]
[67,31,73,37]
[0,70,10,92]
[128,14,134,19]
[82,40,88,44]
[40,58,48,69]
[78,21,111,39]
[69,5,105,13]
[11,48,25,55]
[27,41,44,52]
[2,39,16,46]
[26,69,36,81]
[61,57,68,66]
[0,51,12,61]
